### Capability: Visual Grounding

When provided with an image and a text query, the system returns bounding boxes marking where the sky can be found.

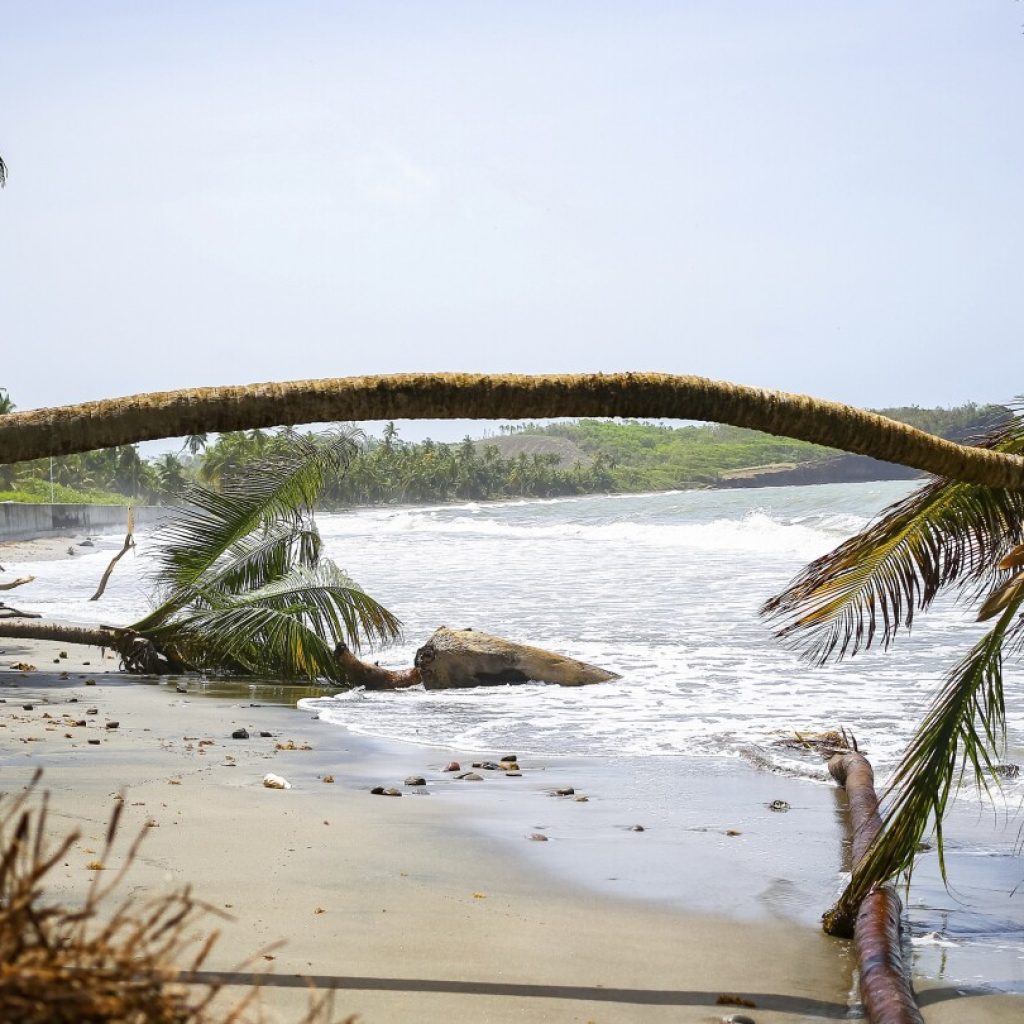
[2,1,1023,444]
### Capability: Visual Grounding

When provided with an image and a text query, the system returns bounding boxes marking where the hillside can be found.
[512,403,1010,491]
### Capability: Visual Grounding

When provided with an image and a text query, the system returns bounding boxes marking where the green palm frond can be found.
[829,590,1022,921]
[133,429,358,631]
[762,414,1024,663]
[153,428,359,592]
[193,522,323,602]
[149,603,345,682]
[147,564,400,679]
[213,562,401,652]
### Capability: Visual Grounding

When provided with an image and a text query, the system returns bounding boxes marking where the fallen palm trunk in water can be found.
[336,627,619,690]
[824,751,923,1024]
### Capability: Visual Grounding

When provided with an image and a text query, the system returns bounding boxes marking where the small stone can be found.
[499,754,518,763]
[528,833,549,842]
[74,720,86,727]
[574,795,589,802]
[22,704,33,711]
[443,761,460,772]
[88,738,101,745]
[68,697,77,702]
[370,786,385,795]
[175,684,187,694]
[478,761,501,771]
[59,651,68,659]
[767,800,790,812]
[404,776,427,787]
[82,662,90,666]
[724,829,742,837]
[86,708,98,715]
[105,721,119,730]
[460,772,483,781]
[722,1016,756,1024]
[555,787,575,796]
[259,731,273,738]
[85,679,96,686]
[383,788,402,797]
[471,762,483,768]
[231,728,249,740]
[505,770,523,777]
[262,773,291,790]
[323,775,335,784]
[629,825,645,832]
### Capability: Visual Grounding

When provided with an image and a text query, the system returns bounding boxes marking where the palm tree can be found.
[0,388,14,415]
[2,373,1022,488]
[762,410,1024,929]
[1,429,400,683]
[2,371,1023,910]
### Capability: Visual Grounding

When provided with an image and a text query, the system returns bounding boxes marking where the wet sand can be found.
[0,638,1019,1021]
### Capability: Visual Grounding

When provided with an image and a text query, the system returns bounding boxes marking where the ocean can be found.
[8,480,1024,992]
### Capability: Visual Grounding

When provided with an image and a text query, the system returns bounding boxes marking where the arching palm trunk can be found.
[2,373,1022,488]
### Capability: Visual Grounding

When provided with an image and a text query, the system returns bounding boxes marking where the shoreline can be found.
[0,649,1020,1020]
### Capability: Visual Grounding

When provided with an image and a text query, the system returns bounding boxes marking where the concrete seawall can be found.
[0,503,166,542]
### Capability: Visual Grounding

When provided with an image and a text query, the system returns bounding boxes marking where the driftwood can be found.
[825,752,923,1024]
[333,628,619,690]
[90,509,135,602]
[333,642,421,690]
[415,627,619,689]
[0,603,42,620]
[0,576,34,591]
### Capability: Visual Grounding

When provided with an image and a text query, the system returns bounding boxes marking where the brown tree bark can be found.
[0,620,121,648]
[825,752,923,1024]
[333,642,421,689]
[2,373,1022,488]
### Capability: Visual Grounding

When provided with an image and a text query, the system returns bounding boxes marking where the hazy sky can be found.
[2,1,1022,442]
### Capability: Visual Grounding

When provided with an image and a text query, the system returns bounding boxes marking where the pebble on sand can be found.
[443,761,460,772]
[232,728,250,739]
[405,776,427,787]
[262,773,291,790]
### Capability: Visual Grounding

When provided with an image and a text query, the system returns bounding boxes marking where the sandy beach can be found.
[0,616,1019,1024]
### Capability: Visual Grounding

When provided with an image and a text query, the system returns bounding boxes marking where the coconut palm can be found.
[762,409,1024,928]
[2,428,400,683]
[2,374,1023,488]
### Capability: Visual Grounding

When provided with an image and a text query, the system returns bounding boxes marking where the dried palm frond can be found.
[0,772,350,1023]
[762,412,1024,663]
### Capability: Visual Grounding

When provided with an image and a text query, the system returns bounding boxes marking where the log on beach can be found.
[414,627,620,689]
[826,751,923,1024]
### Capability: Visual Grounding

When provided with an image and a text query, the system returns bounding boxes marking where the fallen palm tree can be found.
[824,748,923,1024]
[0,429,401,683]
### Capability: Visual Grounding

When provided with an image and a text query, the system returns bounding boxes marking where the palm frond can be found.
[153,428,359,592]
[830,590,1023,919]
[148,604,345,682]
[762,413,1024,663]
[192,522,323,602]
[132,429,358,631]
[214,562,402,652]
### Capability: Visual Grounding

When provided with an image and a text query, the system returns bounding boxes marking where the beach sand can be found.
[0,631,1019,1022]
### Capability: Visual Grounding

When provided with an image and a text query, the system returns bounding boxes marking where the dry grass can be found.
[0,770,351,1023]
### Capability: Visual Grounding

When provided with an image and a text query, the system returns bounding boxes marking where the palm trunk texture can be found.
[2,373,1022,488]
[825,752,923,1024]
[0,621,120,649]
